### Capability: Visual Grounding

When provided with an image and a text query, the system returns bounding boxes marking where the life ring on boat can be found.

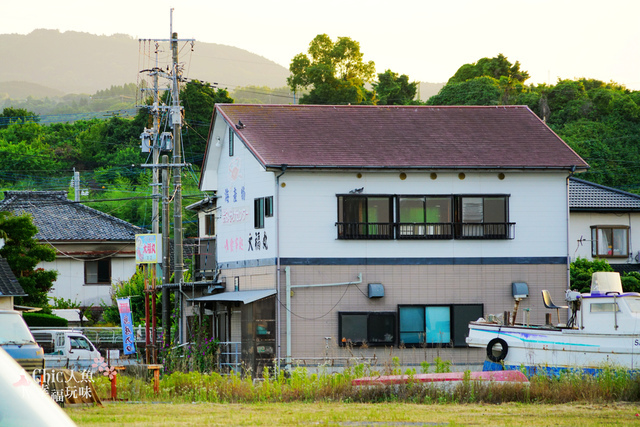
[486,338,509,363]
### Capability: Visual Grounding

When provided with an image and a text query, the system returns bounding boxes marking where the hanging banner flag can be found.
[135,234,162,264]
[117,298,136,355]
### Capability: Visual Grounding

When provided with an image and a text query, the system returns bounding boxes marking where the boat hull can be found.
[467,322,640,373]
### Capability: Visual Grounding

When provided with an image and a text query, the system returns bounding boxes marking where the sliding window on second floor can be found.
[337,194,514,240]
[397,196,453,239]
[337,195,394,239]
[455,195,511,239]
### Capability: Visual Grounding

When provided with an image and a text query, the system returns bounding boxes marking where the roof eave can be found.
[265,164,589,172]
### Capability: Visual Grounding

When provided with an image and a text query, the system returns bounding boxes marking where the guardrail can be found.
[30,326,163,345]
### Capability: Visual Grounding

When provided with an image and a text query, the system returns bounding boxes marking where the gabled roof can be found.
[0,257,26,297]
[213,104,588,170]
[569,177,640,212]
[0,191,146,241]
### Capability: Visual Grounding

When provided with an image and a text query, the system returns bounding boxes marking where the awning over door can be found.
[189,289,276,305]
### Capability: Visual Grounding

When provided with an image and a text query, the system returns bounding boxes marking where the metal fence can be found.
[217,342,241,373]
[29,326,163,346]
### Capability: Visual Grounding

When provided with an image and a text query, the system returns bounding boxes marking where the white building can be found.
[0,191,144,307]
[569,177,640,273]
[193,104,588,373]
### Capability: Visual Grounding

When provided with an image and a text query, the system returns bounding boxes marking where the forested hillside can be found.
[0,80,234,236]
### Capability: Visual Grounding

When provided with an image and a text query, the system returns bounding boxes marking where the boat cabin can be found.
[562,272,640,333]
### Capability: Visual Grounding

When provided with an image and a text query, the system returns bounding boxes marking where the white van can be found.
[30,330,101,371]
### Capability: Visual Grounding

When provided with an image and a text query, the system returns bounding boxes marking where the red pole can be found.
[152,267,157,364]
[110,375,117,400]
[144,264,150,364]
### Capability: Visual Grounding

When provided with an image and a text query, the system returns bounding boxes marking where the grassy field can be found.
[66,401,640,426]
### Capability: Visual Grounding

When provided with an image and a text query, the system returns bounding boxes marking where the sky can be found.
[3,0,640,89]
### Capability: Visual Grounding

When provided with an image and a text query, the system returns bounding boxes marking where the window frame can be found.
[337,193,513,240]
[397,303,483,348]
[204,213,215,236]
[591,225,629,258]
[336,194,394,239]
[228,128,235,157]
[84,259,111,285]
[265,196,274,218]
[254,198,265,229]
[454,195,511,239]
[396,195,453,239]
[398,305,452,347]
[338,311,396,347]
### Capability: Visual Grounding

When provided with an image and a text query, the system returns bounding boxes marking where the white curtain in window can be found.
[462,198,483,223]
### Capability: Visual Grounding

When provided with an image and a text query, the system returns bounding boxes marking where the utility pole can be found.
[138,10,194,349]
[161,155,170,348]
[171,30,185,344]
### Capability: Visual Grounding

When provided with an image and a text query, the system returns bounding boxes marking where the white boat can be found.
[466,272,640,375]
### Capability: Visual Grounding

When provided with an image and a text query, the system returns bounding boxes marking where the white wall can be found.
[41,256,137,307]
[570,211,640,264]
[214,124,277,265]
[276,170,569,259]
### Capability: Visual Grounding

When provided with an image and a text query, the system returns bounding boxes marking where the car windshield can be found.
[0,313,36,345]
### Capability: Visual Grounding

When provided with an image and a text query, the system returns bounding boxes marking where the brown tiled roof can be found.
[215,104,588,170]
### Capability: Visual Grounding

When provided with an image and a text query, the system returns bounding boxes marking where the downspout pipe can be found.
[275,165,286,372]
[285,267,362,370]
[566,166,576,319]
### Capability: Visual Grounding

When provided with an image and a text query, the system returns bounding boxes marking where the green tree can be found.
[181,80,233,127]
[570,257,613,293]
[287,34,376,105]
[180,80,233,167]
[0,107,39,128]
[373,70,419,105]
[0,212,58,309]
[102,268,162,326]
[447,54,530,85]
[426,76,501,105]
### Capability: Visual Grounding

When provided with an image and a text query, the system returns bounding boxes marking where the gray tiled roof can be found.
[214,104,589,170]
[569,177,640,211]
[0,191,146,241]
[0,257,26,297]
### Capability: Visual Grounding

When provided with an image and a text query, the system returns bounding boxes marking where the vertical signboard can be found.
[135,234,162,264]
[117,298,136,355]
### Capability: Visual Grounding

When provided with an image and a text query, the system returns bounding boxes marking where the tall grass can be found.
[92,363,640,405]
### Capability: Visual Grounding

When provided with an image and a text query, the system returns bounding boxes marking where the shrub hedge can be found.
[23,312,68,327]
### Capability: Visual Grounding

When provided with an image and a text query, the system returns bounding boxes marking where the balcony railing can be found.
[454,222,516,239]
[336,222,515,240]
[397,223,453,239]
[336,222,394,240]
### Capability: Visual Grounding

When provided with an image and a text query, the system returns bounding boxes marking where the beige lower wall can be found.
[0,297,13,310]
[221,262,567,369]
[219,265,276,292]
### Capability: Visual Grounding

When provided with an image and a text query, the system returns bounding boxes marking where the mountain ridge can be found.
[1,30,443,103]
[0,29,290,96]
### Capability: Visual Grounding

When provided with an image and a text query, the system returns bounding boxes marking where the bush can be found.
[621,271,640,293]
[570,257,613,293]
[23,312,68,327]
